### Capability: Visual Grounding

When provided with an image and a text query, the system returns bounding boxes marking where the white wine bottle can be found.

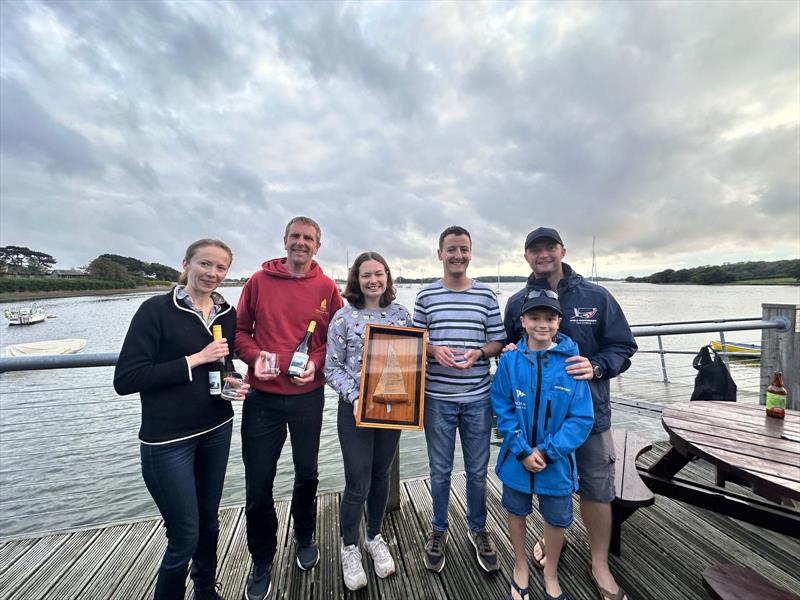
[209,324,224,396]
[287,321,316,378]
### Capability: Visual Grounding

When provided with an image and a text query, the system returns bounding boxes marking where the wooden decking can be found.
[1,441,798,600]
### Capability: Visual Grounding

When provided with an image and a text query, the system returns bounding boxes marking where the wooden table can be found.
[640,402,800,538]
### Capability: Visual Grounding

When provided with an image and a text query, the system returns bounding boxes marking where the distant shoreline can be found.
[0,286,174,303]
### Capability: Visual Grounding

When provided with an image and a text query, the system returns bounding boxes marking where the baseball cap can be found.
[521,289,562,315]
[524,227,563,250]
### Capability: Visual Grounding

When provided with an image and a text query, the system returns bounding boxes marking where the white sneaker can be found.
[340,540,367,591]
[365,534,396,578]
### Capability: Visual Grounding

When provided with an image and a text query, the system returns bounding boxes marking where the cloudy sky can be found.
[1,1,798,279]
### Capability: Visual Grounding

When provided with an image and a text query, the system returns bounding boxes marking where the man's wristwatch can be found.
[592,363,604,380]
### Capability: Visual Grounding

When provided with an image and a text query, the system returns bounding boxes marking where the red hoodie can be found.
[235,257,343,395]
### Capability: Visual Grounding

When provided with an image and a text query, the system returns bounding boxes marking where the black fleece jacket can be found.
[114,289,235,443]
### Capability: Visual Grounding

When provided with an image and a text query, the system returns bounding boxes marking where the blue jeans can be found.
[140,420,232,600]
[424,396,492,532]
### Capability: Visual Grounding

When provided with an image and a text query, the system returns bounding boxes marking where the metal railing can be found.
[628,316,788,382]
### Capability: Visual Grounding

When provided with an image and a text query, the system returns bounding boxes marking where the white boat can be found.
[3,338,87,357]
[495,264,503,295]
[4,304,46,325]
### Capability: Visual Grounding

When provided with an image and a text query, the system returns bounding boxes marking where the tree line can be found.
[0,246,181,292]
[625,259,800,284]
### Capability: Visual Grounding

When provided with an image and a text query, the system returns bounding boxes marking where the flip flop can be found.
[508,578,530,600]
[546,593,569,600]
[532,536,569,570]
[588,568,629,600]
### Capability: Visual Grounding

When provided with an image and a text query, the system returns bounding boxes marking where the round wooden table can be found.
[661,401,800,502]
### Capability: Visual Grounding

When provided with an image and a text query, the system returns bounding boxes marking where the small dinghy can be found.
[3,338,87,357]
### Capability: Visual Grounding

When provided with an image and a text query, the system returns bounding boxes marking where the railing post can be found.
[718,331,730,369]
[657,335,669,382]
[387,444,400,512]
[760,304,799,409]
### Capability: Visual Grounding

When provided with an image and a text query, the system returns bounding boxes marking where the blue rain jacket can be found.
[491,333,594,496]
[503,263,637,433]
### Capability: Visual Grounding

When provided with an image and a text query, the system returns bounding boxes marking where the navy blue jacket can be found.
[503,263,637,433]
[114,289,235,443]
[491,333,593,496]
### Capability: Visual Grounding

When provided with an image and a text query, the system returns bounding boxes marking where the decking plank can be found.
[42,523,131,600]
[0,534,70,599]
[11,529,101,599]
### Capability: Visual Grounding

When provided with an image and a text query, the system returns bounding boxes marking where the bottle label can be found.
[766,391,786,410]
[287,351,309,376]
[209,371,222,395]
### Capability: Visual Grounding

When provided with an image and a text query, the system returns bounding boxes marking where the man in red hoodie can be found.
[235,216,343,600]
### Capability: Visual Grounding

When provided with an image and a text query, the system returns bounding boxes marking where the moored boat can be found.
[709,340,761,356]
[3,338,87,357]
[4,304,46,325]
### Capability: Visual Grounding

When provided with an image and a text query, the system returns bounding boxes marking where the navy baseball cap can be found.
[521,289,562,315]
[524,227,563,250]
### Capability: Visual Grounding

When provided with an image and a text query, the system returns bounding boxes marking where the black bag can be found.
[690,345,737,401]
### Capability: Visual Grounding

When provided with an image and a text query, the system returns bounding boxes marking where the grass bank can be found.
[0,286,173,303]
[727,277,798,285]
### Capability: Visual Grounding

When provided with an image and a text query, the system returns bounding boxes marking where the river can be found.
[0,282,797,537]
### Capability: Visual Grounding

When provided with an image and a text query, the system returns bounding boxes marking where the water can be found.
[0,282,797,537]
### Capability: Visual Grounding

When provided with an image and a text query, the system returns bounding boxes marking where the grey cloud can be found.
[264,2,435,118]
[0,77,102,175]
[203,163,267,207]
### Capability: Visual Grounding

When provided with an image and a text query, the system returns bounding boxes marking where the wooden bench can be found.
[702,564,800,600]
[610,428,656,556]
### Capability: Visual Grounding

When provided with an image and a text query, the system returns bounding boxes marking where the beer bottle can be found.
[766,371,787,419]
[287,321,316,378]
[209,324,225,396]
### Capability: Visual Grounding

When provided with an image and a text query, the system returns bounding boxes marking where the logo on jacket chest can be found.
[514,389,526,409]
[569,307,598,325]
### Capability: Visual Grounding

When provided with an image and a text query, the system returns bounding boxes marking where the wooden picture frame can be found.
[356,324,428,430]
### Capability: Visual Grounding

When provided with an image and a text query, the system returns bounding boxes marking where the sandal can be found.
[588,568,629,600]
[532,536,569,570]
[508,578,530,600]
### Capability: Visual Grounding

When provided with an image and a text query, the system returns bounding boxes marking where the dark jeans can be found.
[337,400,401,546]
[140,420,232,600]
[241,386,324,564]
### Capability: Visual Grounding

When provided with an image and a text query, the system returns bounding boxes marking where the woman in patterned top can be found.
[325,251,411,591]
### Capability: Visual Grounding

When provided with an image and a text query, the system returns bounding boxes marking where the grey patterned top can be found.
[325,302,412,404]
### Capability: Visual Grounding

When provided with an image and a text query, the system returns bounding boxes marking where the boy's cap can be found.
[524,227,563,249]
[521,289,562,315]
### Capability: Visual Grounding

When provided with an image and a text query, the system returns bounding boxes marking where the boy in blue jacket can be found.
[491,291,593,600]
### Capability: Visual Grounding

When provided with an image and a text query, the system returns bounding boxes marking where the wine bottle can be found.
[209,324,224,396]
[287,320,316,378]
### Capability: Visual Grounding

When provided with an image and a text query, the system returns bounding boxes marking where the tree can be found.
[88,257,133,283]
[149,262,181,282]
[0,246,56,276]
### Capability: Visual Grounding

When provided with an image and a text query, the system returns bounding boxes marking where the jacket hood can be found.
[526,262,583,295]
[262,257,323,279]
[516,332,579,362]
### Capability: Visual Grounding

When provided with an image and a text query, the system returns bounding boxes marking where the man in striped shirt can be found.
[413,225,506,574]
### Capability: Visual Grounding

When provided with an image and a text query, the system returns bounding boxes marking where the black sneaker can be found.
[295,539,320,571]
[424,530,447,572]
[245,562,272,600]
[469,529,499,572]
[194,581,223,600]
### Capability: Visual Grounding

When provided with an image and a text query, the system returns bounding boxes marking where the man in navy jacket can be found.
[504,227,637,600]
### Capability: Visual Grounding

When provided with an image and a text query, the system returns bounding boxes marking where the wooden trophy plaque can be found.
[356,324,427,430]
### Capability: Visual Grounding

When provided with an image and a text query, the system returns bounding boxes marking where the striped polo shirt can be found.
[413,280,505,403]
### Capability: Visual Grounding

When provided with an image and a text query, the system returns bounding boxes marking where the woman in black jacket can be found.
[114,239,247,600]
